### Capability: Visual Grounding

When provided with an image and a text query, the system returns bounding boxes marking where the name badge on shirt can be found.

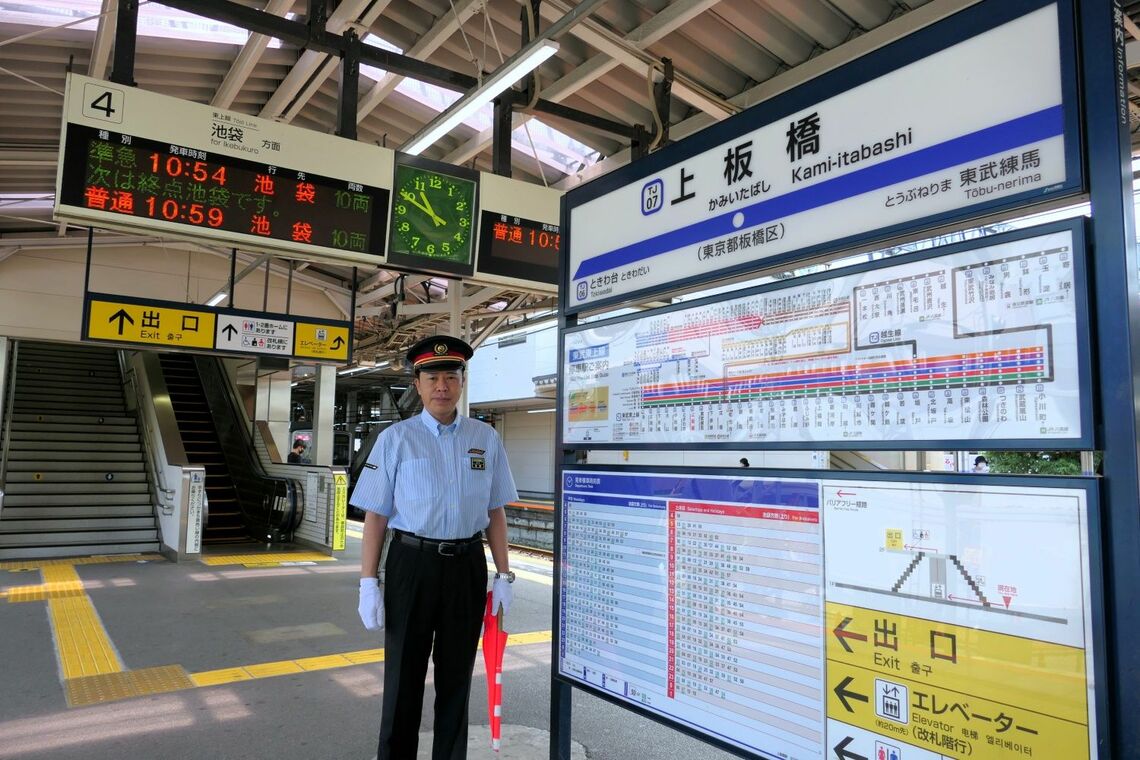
[470,457,486,470]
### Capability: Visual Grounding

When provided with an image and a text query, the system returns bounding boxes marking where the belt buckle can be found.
[437,541,460,557]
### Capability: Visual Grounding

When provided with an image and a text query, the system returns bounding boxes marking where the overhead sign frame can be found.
[560,0,1082,314]
[560,218,1093,452]
[82,291,353,364]
[554,463,1108,760]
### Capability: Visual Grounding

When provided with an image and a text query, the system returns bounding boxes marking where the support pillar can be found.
[312,364,337,465]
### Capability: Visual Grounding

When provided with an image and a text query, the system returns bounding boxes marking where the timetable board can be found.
[557,467,1102,760]
[561,220,1091,450]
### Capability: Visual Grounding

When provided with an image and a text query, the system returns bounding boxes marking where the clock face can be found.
[390,163,477,265]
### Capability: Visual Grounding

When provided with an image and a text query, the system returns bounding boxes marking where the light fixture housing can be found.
[402,40,560,156]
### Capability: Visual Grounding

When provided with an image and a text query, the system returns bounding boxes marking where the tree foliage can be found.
[981,451,1096,475]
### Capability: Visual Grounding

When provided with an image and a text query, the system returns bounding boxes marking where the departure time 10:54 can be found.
[148,153,228,185]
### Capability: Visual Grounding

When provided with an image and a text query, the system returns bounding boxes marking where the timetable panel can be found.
[559,469,825,760]
[562,221,1089,449]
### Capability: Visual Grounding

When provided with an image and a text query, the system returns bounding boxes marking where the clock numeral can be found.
[442,242,451,254]
[412,236,421,247]
[414,178,426,191]
[396,204,407,215]
[459,218,469,228]
[429,176,442,189]
[456,201,467,211]
[454,232,463,242]
[399,222,410,232]
[426,244,435,254]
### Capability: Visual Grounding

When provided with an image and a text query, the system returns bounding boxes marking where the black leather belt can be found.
[393,529,482,556]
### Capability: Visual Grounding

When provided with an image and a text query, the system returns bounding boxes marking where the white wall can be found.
[468,324,557,404]
[0,242,342,341]
[500,410,556,496]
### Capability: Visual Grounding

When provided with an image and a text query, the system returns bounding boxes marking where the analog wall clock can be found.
[386,155,479,278]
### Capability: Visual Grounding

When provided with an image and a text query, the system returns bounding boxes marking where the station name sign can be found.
[565,1,1080,312]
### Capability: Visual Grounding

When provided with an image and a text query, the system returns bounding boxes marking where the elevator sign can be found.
[564,1,1080,312]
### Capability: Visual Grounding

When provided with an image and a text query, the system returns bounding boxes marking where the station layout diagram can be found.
[563,226,1083,448]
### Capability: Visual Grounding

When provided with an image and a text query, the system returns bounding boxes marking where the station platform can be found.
[0,522,733,760]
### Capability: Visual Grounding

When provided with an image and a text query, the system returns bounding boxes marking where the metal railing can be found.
[119,351,177,515]
[0,340,19,494]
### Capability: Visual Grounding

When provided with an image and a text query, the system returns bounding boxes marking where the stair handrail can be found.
[118,351,177,513]
[0,340,19,491]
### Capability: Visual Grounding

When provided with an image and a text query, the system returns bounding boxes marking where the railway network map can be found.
[562,225,1086,447]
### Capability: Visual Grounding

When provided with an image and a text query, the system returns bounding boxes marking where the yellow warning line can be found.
[198,551,335,566]
[189,630,552,687]
[44,565,123,679]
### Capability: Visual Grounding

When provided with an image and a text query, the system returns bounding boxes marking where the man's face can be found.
[414,367,465,422]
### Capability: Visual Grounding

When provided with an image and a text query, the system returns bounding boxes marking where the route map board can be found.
[563,1,1080,313]
[557,467,1102,760]
[561,221,1090,450]
[821,477,1099,760]
[558,469,826,759]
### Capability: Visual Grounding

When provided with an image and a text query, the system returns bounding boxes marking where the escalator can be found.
[157,353,298,545]
[158,353,246,543]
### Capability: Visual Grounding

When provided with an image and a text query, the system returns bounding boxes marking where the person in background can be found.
[287,439,307,464]
[739,457,750,468]
[973,455,990,473]
[353,334,518,760]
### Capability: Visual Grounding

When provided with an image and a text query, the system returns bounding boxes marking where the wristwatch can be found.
[494,571,515,583]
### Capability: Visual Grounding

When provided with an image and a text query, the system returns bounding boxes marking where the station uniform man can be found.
[353,334,518,760]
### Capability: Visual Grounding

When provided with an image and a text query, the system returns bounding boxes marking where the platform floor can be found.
[0,524,736,760]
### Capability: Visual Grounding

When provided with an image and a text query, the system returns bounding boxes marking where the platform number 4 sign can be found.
[81,82,124,124]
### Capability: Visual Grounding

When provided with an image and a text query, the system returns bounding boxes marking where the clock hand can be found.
[419,192,447,227]
[399,190,433,216]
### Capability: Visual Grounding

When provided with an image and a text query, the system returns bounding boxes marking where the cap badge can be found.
[434,343,448,355]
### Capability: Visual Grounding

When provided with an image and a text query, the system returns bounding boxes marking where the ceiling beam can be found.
[557,0,982,190]
[355,0,483,123]
[259,0,388,121]
[213,0,294,109]
[88,0,117,80]
[444,0,724,166]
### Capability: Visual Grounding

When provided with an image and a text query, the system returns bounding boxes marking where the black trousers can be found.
[377,537,488,760]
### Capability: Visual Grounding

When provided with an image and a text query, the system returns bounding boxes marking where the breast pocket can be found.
[464,455,492,504]
[395,458,434,507]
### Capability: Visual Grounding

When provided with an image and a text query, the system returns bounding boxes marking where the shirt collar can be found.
[419,407,461,437]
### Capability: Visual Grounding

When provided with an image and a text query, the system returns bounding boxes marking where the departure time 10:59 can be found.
[144,197,224,227]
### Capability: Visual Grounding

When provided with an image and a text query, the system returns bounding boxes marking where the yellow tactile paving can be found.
[64,665,194,707]
[198,551,336,566]
[186,632,552,689]
[0,553,161,571]
[45,565,123,679]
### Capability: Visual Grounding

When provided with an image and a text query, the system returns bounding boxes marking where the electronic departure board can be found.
[475,211,559,286]
[54,74,393,265]
[58,124,387,258]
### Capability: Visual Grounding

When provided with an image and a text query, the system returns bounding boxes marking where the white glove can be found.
[491,575,513,616]
[358,577,384,631]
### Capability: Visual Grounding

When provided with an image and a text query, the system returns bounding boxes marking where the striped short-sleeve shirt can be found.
[349,408,518,539]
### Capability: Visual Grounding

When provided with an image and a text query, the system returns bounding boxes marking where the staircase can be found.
[158,354,248,544]
[0,342,160,560]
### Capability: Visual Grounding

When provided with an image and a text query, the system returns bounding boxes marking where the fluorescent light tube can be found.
[206,292,228,306]
[403,40,559,156]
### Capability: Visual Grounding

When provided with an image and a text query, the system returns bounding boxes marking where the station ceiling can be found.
[2,0,1132,371]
